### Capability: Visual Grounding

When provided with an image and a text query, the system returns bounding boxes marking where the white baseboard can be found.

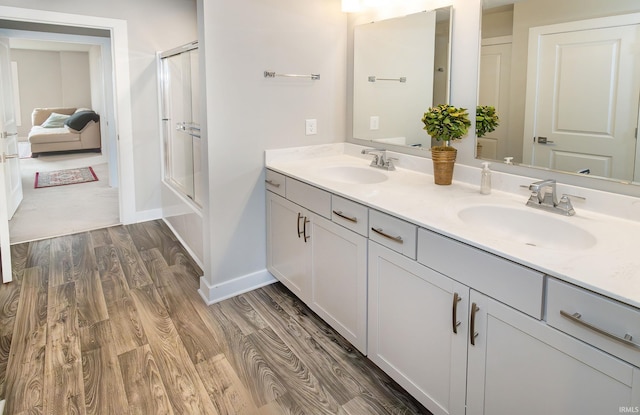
[198,269,276,305]
[133,208,163,224]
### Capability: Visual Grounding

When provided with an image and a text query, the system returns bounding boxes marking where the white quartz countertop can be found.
[266,143,640,310]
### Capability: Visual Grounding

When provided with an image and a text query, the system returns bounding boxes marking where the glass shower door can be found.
[160,43,200,206]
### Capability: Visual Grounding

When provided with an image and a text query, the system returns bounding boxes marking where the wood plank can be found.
[119,345,174,415]
[0,335,11,399]
[218,294,269,336]
[130,284,218,414]
[157,280,220,365]
[0,280,21,337]
[44,282,86,415]
[49,235,73,287]
[195,354,262,415]
[108,226,153,289]
[139,248,173,289]
[71,233,98,282]
[126,223,156,254]
[10,242,29,282]
[89,228,112,248]
[4,267,48,414]
[25,239,51,282]
[74,271,109,329]
[245,289,359,405]
[80,320,129,415]
[249,326,347,415]
[264,283,430,415]
[140,221,201,276]
[199,302,287,407]
[95,243,148,356]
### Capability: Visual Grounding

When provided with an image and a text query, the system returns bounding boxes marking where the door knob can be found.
[1,153,18,162]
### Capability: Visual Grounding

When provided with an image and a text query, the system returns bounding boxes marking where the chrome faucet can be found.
[361,148,396,171]
[526,179,581,216]
[528,179,558,206]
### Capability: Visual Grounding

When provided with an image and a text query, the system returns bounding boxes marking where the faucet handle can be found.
[561,193,586,202]
[384,157,398,171]
[556,194,579,216]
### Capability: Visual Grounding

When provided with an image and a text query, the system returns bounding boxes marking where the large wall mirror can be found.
[352,6,451,149]
[479,0,640,184]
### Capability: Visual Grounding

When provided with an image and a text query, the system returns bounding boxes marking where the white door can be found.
[0,38,22,283]
[523,21,640,180]
[479,37,511,161]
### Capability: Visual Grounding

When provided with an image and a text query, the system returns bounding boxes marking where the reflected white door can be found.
[479,37,512,160]
[0,37,22,283]
[524,22,640,180]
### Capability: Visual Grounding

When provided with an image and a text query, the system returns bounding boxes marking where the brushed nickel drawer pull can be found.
[333,210,358,223]
[560,310,640,349]
[265,179,281,188]
[303,217,310,242]
[371,227,403,244]
[452,292,462,334]
[470,302,480,346]
[297,212,303,238]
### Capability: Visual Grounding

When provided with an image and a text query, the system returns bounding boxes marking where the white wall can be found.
[198,0,347,303]
[10,49,91,137]
[0,0,198,216]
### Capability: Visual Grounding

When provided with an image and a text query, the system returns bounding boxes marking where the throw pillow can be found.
[41,112,70,128]
[65,110,100,131]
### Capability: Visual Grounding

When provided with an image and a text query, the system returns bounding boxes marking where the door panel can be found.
[525,24,640,180]
[0,37,21,283]
[479,39,511,160]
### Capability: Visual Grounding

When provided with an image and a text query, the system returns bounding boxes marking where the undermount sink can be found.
[318,166,388,184]
[457,205,597,250]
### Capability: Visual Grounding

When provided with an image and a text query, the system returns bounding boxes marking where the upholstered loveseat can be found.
[28,107,101,157]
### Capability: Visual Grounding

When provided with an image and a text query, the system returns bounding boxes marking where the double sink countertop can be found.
[265,143,640,310]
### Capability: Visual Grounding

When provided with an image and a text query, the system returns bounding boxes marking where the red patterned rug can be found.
[34,167,98,189]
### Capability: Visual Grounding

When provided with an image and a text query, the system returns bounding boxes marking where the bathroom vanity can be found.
[265,143,640,415]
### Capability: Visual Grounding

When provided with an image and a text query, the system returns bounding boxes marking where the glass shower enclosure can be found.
[159,41,202,207]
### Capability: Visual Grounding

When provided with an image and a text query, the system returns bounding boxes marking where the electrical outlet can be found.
[370,116,379,130]
[305,119,317,135]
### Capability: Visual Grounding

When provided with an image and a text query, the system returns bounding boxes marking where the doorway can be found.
[2,33,119,243]
[0,6,135,282]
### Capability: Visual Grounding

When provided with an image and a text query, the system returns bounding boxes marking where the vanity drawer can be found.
[369,210,417,259]
[417,228,544,319]
[547,278,640,367]
[265,169,286,197]
[286,177,331,218]
[331,195,368,236]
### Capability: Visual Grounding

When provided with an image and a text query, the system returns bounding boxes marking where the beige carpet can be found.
[9,152,119,243]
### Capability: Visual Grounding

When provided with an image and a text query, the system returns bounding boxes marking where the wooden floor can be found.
[0,221,431,414]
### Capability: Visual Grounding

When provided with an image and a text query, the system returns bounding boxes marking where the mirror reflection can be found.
[479,0,640,183]
[352,7,451,148]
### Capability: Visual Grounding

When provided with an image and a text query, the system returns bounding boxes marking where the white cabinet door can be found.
[266,192,311,302]
[309,214,368,353]
[467,291,640,415]
[368,241,468,415]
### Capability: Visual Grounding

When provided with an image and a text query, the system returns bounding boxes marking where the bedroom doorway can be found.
[1,33,118,243]
[0,6,136,282]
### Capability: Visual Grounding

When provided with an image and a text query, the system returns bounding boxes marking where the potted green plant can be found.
[475,105,499,158]
[422,104,471,185]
